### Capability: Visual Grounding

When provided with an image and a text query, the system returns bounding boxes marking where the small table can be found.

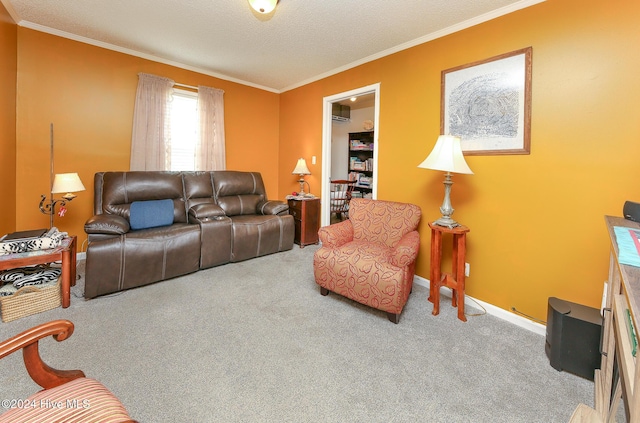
[427,222,470,322]
[0,236,77,308]
[288,198,320,248]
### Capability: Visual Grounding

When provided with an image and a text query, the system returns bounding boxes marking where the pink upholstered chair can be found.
[0,320,136,423]
[313,198,421,323]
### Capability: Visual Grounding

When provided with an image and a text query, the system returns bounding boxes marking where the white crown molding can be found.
[280,0,546,92]
[16,21,280,94]
[0,0,20,23]
[7,0,545,94]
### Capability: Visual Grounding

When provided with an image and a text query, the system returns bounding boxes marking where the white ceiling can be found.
[2,0,543,93]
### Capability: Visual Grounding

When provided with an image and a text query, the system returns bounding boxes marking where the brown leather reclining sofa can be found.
[83,170,294,298]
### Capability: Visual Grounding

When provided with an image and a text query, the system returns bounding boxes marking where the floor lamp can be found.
[418,135,473,228]
[38,124,86,229]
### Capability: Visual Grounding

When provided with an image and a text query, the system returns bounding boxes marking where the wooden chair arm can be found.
[0,319,85,389]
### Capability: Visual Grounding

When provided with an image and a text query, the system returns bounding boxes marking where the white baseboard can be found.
[70,252,546,336]
[413,275,546,337]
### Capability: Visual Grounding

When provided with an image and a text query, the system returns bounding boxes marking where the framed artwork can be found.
[441,47,532,155]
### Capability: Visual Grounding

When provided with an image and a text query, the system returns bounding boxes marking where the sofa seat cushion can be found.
[230,215,294,262]
[313,240,409,314]
[84,224,201,298]
[0,377,132,423]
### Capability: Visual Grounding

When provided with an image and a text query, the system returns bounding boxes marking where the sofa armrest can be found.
[84,214,130,235]
[318,220,354,248]
[188,203,226,222]
[389,231,420,268]
[257,200,289,216]
[0,320,84,389]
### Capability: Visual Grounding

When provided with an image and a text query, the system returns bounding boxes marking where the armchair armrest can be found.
[84,214,130,235]
[318,220,354,248]
[188,203,227,222]
[257,200,289,216]
[389,231,421,268]
[0,319,84,389]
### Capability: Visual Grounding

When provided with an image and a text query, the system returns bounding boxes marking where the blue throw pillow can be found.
[129,199,174,230]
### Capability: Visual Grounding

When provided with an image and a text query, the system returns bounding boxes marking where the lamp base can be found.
[432,216,461,229]
[433,171,461,229]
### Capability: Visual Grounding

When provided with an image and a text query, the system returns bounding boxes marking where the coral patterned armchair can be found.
[313,198,421,323]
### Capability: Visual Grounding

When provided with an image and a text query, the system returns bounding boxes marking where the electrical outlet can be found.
[465,262,470,277]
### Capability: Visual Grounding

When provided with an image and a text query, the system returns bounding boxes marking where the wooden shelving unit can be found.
[348,131,374,197]
[572,216,640,422]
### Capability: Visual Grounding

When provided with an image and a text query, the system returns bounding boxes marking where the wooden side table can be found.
[427,222,470,322]
[0,236,77,308]
[288,198,320,247]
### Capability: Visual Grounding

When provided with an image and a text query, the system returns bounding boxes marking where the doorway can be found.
[321,83,380,227]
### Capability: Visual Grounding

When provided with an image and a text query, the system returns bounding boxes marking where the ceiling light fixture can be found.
[248,0,278,14]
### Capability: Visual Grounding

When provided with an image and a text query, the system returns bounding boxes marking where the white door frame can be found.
[321,83,381,227]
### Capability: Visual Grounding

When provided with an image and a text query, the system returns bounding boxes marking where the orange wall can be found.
[7,0,640,321]
[15,29,280,249]
[279,0,640,321]
[0,3,16,237]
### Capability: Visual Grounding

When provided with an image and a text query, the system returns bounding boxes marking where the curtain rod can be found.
[174,82,198,90]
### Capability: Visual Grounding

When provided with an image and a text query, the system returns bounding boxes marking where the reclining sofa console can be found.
[84,171,294,298]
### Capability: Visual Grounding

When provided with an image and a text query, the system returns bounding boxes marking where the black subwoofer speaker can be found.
[545,297,602,380]
[624,201,640,222]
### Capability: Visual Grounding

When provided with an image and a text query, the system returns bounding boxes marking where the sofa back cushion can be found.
[212,171,267,216]
[95,172,187,223]
[183,171,215,211]
[349,198,422,248]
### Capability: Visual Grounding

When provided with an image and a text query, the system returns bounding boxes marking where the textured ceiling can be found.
[3,0,543,92]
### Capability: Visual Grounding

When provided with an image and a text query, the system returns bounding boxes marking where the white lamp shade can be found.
[248,0,277,14]
[417,135,473,175]
[51,173,86,194]
[292,158,311,175]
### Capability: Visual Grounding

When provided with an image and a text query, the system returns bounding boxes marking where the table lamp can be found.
[292,158,311,195]
[418,135,473,228]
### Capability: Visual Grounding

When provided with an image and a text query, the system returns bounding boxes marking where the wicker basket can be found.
[0,278,61,322]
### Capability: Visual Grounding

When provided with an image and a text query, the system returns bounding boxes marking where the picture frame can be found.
[441,47,532,156]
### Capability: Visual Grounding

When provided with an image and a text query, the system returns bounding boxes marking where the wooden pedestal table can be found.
[428,222,470,322]
[0,236,77,308]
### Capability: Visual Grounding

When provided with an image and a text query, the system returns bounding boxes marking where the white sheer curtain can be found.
[130,73,175,171]
[196,86,226,170]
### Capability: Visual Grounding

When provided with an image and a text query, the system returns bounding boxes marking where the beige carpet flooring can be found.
[0,245,594,422]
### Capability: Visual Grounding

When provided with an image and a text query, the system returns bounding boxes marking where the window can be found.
[169,89,198,171]
[131,73,225,171]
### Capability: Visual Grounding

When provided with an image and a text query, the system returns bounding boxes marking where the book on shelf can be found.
[349,140,374,151]
[626,308,638,357]
[613,226,640,267]
[349,157,373,172]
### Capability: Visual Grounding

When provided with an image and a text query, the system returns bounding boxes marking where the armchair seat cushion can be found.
[314,241,407,314]
[0,377,132,423]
